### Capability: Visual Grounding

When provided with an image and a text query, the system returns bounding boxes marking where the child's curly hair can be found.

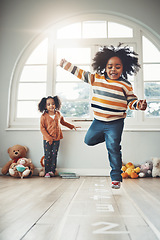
[38,96,61,113]
[92,43,141,79]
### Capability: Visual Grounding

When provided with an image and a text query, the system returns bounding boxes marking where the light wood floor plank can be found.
[122,178,160,240]
[0,176,160,240]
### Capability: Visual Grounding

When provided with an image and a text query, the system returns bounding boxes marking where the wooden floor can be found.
[0,176,160,240]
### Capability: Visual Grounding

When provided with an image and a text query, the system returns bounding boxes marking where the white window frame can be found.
[7,13,160,131]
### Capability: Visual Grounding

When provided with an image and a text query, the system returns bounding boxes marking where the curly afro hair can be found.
[92,43,141,79]
[38,96,61,113]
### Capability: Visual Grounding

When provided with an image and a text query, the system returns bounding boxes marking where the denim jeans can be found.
[84,118,124,182]
[43,140,60,174]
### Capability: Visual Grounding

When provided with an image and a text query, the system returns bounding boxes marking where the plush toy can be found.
[152,157,160,177]
[1,145,28,175]
[121,162,140,179]
[39,156,58,177]
[39,156,45,177]
[138,161,153,178]
[9,157,34,178]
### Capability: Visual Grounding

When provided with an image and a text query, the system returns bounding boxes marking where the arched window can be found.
[8,14,160,130]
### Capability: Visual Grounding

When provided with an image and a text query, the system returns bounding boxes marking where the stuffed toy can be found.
[39,156,58,177]
[138,161,153,178]
[121,162,140,179]
[39,156,45,177]
[9,157,34,178]
[152,157,160,177]
[1,145,28,175]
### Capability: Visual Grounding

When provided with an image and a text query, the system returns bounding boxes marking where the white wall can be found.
[0,0,160,175]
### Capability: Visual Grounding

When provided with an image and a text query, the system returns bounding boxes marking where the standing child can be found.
[60,43,147,188]
[38,96,78,178]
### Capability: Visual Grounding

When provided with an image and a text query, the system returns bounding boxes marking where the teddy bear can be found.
[39,156,58,177]
[152,157,160,177]
[9,157,34,178]
[1,145,29,175]
[121,162,140,179]
[138,161,153,178]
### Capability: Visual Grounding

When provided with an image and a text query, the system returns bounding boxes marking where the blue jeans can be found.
[84,118,124,182]
[43,140,60,174]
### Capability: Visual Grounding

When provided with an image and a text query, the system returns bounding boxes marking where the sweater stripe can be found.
[94,110,126,120]
[93,89,126,101]
[84,71,89,83]
[92,97,127,108]
[64,62,72,71]
[93,81,124,92]
[71,66,77,75]
[77,69,84,79]
[91,103,126,112]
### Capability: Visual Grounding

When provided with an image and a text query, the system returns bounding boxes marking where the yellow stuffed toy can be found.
[121,162,140,179]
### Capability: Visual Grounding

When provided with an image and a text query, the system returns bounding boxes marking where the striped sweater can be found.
[62,61,140,122]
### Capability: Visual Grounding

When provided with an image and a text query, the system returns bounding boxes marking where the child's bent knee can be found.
[84,137,94,146]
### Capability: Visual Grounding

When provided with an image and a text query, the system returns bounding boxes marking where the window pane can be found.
[18,83,46,100]
[20,66,47,82]
[57,66,79,82]
[143,64,160,81]
[57,48,91,64]
[128,75,134,81]
[61,101,90,118]
[145,82,160,99]
[17,101,41,118]
[56,83,90,100]
[26,38,48,64]
[145,101,160,117]
[108,22,133,38]
[143,36,160,63]
[83,21,107,38]
[56,65,90,82]
[57,22,81,39]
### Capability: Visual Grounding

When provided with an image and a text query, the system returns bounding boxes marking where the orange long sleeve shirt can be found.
[40,111,74,143]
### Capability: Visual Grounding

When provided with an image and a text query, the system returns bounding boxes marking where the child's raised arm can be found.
[59,59,95,85]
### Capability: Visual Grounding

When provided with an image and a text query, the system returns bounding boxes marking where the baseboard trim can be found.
[0,167,110,177]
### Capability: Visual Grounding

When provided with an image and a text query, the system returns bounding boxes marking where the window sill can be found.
[5,126,160,132]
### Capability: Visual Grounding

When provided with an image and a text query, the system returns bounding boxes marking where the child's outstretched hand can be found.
[138,99,147,110]
[73,126,81,131]
[60,59,67,67]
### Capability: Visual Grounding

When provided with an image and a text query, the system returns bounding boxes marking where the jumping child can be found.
[60,43,147,188]
[38,95,78,177]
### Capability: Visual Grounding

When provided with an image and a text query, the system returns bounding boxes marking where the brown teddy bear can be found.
[9,157,34,178]
[1,145,31,176]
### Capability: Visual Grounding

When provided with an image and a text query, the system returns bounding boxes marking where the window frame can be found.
[7,14,160,131]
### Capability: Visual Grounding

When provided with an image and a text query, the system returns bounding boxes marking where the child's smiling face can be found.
[46,98,55,115]
[106,56,123,80]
